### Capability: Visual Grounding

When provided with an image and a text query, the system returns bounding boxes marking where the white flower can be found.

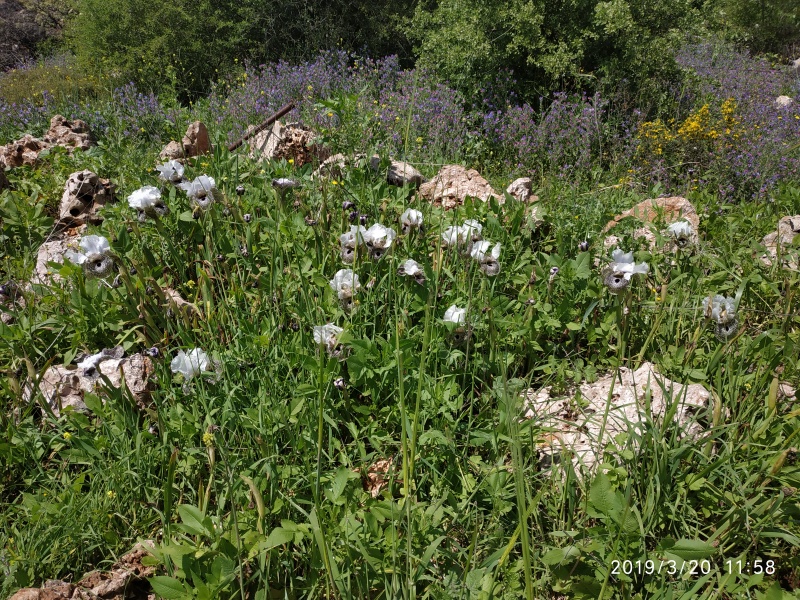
[441,226,462,247]
[170,348,209,380]
[470,240,501,276]
[65,235,114,278]
[339,225,366,263]
[398,258,425,282]
[155,160,184,183]
[702,294,739,340]
[179,175,219,209]
[128,186,169,219]
[313,323,343,356]
[363,223,397,259]
[461,220,483,242]
[667,220,694,248]
[77,352,105,371]
[400,209,423,234]
[329,268,361,299]
[443,305,467,325]
[602,249,649,294]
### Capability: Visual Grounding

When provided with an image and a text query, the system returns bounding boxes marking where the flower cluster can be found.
[313,323,344,357]
[329,268,361,310]
[442,219,483,254]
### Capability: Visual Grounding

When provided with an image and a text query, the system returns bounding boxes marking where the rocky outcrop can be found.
[369,155,425,187]
[522,362,709,472]
[248,120,330,167]
[23,347,154,416]
[506,177,537,203]
[603,196,699,251]
[418,165,502,209]
[31,225,86,285]
[8,541,156,600]
[0,115,94,168]
[59,170,116,224]
[760,215,800,269]
[159,121,212,161]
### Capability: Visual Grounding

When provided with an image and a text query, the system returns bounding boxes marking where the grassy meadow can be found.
[1,39,800,600]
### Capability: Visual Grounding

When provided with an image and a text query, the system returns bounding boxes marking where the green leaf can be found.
[177,504,212,537]
[260,527,294,551]
[659,538,715,560]
[148,576,189,599]
[588,473,622,518]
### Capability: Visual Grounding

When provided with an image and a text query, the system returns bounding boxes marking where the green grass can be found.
[0,95,799,600]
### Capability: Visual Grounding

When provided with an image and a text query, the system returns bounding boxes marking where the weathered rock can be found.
[418,164,502,209]
[369,155,425,187]
[522,362,709,472]
[159,121,212,161]
[0,134,51,168]
[248,120,330,167]
[59,170,116,224]
[506,177,537,203]
[311,153,368,179]
[23,347,154,416]
[43,115,94,151]
[182,121,210,156]
[760,215,800,269]
[1,115,93,169]
[31,225,86,285]
[775,95,794,109]
[77,541,157,600]
[8,542,156,600]
[603,196,699,251]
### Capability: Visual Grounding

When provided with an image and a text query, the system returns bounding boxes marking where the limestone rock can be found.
[522,362,709,472]
[506,177,537,203]
[42,115,94,151]
[31,225,86,285]
[248,120,330,167]
[775,95,794,109]
[603,196,699,251]
[59,170,116,224]
[8,542,156,600]
[311,153,368,179]
[369,155,425,187]
[23,347,154,416]
[77,541,157,600]
[418,165,502,209]
[760,215,800,269]
[159,121,212,160]
[0,134,51,168]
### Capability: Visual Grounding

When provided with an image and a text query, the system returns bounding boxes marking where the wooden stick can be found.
[227,101,296,152]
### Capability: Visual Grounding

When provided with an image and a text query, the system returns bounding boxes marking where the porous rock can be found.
[59,170,116,224]
[8,542,157,600]
[1,115,93,169]
[247,120,330,167]
[311,153,367,179]
[31,225,86,285]
[369,155,425,187]
[0,134,51,168]
[43,115,94,151]
[159,121,211,160]
[23,347,154,416]
[522,362,709,472]
[506,177,537,203]
[760,215,800,269]
[418,164,502,209]
[603,196,699,251]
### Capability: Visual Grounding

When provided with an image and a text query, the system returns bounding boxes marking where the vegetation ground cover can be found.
[1,26,800,600]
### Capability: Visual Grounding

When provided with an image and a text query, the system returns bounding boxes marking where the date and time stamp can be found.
[610,558,777,577]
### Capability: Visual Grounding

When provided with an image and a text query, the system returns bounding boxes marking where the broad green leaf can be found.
[148,576,189,599]
[177,504,212,537]
[260,527,294,551]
